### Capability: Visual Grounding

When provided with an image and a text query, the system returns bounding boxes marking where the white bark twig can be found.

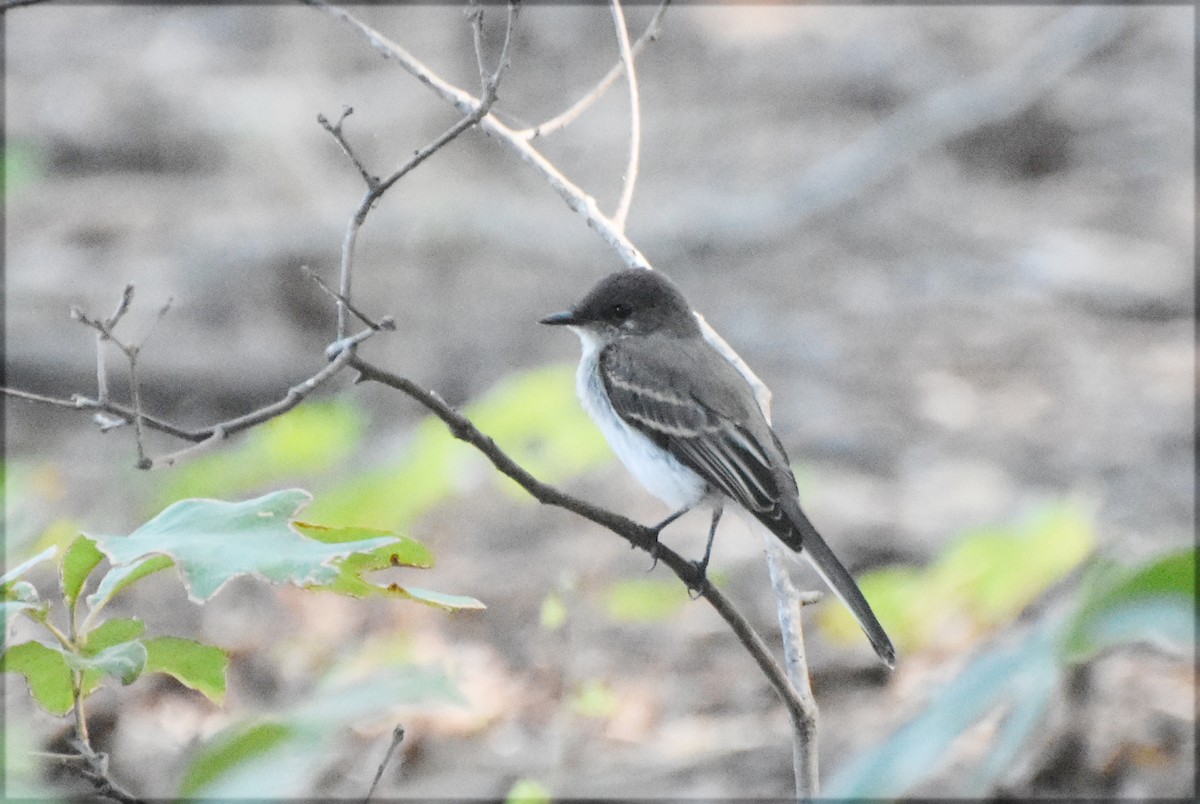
[608,0,641,232]
[766,538,821,798]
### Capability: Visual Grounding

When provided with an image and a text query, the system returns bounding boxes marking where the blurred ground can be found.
[4,4,1194,800]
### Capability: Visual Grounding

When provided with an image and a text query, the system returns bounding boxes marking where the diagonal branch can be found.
[346,354,811,728]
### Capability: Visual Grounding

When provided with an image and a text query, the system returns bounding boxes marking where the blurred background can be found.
[5,4,1194,799]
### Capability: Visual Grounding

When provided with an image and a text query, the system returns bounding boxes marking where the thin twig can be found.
[364,723,406,802]
[519,0,670,140]
[318,0,518,341]
[469,1,490,97]
[126,345,149,469]
[318,106,377,190]
[301,265,394,332]
[608,0,640,232]
[1,324,379,467]
[103,284,135,331]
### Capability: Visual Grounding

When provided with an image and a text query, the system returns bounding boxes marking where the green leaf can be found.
[1,545,57,588]
[158,401,366,506]
[79,618,147,693]
[82,617,146,652]
[295,523,484,611]
[179,721,295,797]
[85,554,174,612]
[506,778,553,804]
[1062,549,1195,662]
[386,585,486,611]
[66,640,148,687]
[604,578,688,623]
[61,535,104,610]
[826,618,1064,797]
[2,641,74,715]
[87,490,399,602]
[144,636,228,704]
[1,600,47,632]
[818,502,1094,652]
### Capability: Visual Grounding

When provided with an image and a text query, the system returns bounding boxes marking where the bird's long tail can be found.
[769,504,896,669]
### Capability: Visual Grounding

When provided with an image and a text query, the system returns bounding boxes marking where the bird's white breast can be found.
[572,328,708,511]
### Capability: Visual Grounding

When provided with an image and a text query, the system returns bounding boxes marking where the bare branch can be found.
[317,1,517,340]
[766,538,821,797]
[469,1,489,98]
[318,106,377,190]
[304,1,653,272]
[609,0,640,232]
[145,427,227,470]
[103,284,135,331]
[2,323,378,468]
[125,344,150,469]
[347,354,812,728]
[520,0,669,140]
[301,265,394,332]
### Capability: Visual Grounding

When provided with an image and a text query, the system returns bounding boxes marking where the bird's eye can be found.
[610,303,632,321]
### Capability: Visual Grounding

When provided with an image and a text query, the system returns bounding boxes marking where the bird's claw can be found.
[645,534,661,573]
[686,559,709,599]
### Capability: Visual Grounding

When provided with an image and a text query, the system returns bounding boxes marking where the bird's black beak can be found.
[539,310,577,326]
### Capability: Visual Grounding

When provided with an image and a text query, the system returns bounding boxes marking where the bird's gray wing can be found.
[599,336,793,521]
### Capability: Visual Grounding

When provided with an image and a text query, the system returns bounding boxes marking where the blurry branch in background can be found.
[780,6,1130,227]
[517,0,669,140]
[671,7,1131,242]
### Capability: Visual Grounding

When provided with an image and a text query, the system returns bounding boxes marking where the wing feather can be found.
[600,339,789,518]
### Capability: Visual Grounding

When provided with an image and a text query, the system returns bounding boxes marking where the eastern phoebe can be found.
[541,269,895,668]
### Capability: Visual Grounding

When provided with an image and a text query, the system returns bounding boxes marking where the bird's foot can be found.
[686,559,710,599]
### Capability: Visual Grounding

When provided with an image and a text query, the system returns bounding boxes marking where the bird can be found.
[540,268,895,668]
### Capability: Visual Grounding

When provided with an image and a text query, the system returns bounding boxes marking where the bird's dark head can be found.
[539,269,700,340]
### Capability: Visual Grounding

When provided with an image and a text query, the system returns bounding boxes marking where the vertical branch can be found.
[765,538,820,797]
[609,0,640,232]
